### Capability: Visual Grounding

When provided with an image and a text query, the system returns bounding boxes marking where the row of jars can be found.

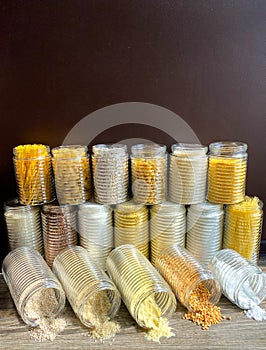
[4,196,263,270]
[13,141,248,207]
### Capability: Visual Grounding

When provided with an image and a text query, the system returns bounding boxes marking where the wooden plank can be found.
[0,258,265,350]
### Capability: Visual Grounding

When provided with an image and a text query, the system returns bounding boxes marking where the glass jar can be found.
[1,247,65,327]
[4,198,43,254]
[92,144,128,205]
[52,145,92,205]
[131,144,167,205]
[186,202,224,266]
[223,196,263,264]
[78,203,113,271]
[207,141,247,204]
[155,244,221,311]
[42,202,78,268]
[114,202,149,258]
[53,246,121,328]
[150,202,186,264]
[106,245,176,328]
[13,144,55,205]
[209,249,266,309]
[169,143,208,204]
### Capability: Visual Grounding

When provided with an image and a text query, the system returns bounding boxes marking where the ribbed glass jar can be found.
[223,196,263,264]
[114,202,149,258]
[52,145,92,205]
[2,247,65,327]
[207,141,247,204]
[42,202,78,268]
[53,246,121,328]
[209,249,266,309]
[78,203,113,271]
[92,144,128,205]
[169,143,208,204]
[13,144,55,205]
[186,202,224,266]
[106,245,176,328]
[131,144,167,205]
[155,244,221,311]
[4,198,43,254]
[150,202,186,264]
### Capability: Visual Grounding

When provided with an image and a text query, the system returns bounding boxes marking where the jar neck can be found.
[92,143,127,157]
[171,143,207,157]
[78,203,111,215]
[131,143,166,158]
[52,145,88,158]
[209,141,247,156]
[13,144,50,159]
[189,202,224,216]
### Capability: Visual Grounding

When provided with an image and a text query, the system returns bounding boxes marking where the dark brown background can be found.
[1,1,265,262]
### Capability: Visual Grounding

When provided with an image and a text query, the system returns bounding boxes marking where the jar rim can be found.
[131,143,166,157]
[13,144,51,159]
[209,141,248,155]
[52,145,88,158]
[171,143,208,155]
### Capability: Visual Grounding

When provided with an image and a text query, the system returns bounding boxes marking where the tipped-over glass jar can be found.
[155,244,221,312]
[207,141,247,204]
[106,245,176,328]
[169,143,208,204]
[131,143,167,205]
[53,246,121,328]
[2,247,65,327]
[13,144,55,205]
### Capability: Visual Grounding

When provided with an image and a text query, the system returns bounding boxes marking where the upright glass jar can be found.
[207,141,247,204]
[78,203,113,271]
[2,247,65,327]
[52,145,92,205]
[13,144,55,205]
[114,202,149,258]
[53,246,121,328]
[209,249,266,310]
[106,245,176,328]
[155,244,221,311]
[92,144,128,205]
[223,196,263,264]
[42,202,78,268]
[150,202,186,264]
[131,144,167,205]
[186,202,224,266]
[4,198,43,255]
[169,143,208,204]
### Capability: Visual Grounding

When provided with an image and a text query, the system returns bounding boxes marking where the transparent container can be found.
[78,202,113,271]
[207,141,247,204]
[106,245,176,328]
[114,201,149,258]
[150,202,186,264]
[155,244,221,311]
[2,247,65,327]
[53,246,121,328]
[92,144,128,205]
[131,144,167,205]
[209,249,266,309]
[42,202,78,268]
[186,202,224,266]
[223,196,263,264]
[13,144,55,205]
[169,143,208,204]
[4,198,43,255]
[52,145,92,205]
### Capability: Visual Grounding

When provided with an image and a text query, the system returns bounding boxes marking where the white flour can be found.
[244,304,266,321]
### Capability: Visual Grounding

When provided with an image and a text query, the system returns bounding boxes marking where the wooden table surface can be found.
[1,258,266,350]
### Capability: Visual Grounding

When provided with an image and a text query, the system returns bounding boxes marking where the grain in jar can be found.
[186,202,224,266]
[223,196,263,264]
[52,145,91,205]
[207,141,247,204]
[13,144,55,205]
[150,202,186,264]
[131,144,167,205]
[92,144,128,205]
[78,202,113,271]
[169,143,208,204]
[4,198,43,255]
[114,201,149,258]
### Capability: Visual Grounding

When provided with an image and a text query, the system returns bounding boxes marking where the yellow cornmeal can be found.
[223,196,263,263]
[207,157,246,204]
[138,295,175,342]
